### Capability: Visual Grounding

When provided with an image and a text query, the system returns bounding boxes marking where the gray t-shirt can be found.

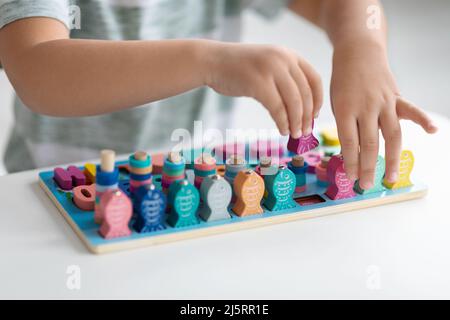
[0,0,288,172]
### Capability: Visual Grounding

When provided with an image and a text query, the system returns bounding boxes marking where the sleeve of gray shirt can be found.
[0,0,70,30]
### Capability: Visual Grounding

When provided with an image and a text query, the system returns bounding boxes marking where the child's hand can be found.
[331,44,438,189]
[204,42,323,138]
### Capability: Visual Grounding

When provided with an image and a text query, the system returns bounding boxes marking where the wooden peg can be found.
[259,156,278,176]
[315,156,330,187]
[325,154,356,200]
[98,190,132,239]
[383,150,414,189]
[100,149,115,172]
[133,185,167,233]
[264,166,297,211]
[199,175,232,222]
[288,156,309,193]
[167,180,200,228]
[168,151,182,164]
[355,155,386,194]
[232,170,265,217]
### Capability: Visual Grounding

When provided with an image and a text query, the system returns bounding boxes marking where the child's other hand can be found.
[204,42,323,138]
[331,44,438,189]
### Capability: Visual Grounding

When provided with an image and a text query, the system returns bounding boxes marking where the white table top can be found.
[1,113,449,299]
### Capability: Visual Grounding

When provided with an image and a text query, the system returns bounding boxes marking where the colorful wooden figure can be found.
[194,153,217,189]
[288,155,309,193]
[383,150,414,189]
[133,185,167,233]
[232,170,265,217]
[94,149,119,224]
[73,184,95,211]
[98,190,132,239]
[325,154,356,200]
[355,155,386,194]
[287,120,319,155]
[167,180,200,228]
[315,156,330,187]
[53,165,86,190]
[199,174,232,222]
[264,165,297,211]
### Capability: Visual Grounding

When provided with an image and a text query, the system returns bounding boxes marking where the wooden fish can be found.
[325,155,356,200]
[264,166,297,211]
[232,170,265,217]
[355,155,386,194]
[287,120,319,154]
[199,175,232,222]
[383,150,414,189]
[133,185,167,233]
[99,190,132,239]
[167,180,200,228]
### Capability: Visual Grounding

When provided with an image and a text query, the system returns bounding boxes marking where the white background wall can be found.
[0,0,449,174]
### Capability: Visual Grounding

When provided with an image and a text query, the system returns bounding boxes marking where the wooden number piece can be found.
[133,185,167,233]
[167,180,200,228]
[98,190,132,239]
[73,184,95,211]
[383,150,414,189]
[325,154,356,200]
[355,155,386,194]
[287,120,319,154]
[199,175,232,222]
[264,165,297,211]
[232,170,265,217]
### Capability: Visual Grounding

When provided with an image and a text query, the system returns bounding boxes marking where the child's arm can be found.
[289,0,437,189]
[0,17,322,139]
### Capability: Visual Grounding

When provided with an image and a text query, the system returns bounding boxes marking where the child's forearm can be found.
[319,0,387,51]
[290,0,387,51]
[11,38,209,117]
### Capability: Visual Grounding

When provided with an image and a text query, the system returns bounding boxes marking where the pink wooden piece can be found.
[325,155,356,200]
[73,184,96,211]
[54,166,86,190]
[287,121,319,155]
[99,190,132,239]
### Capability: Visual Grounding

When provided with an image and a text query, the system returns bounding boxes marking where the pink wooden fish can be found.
[99,190,132,239]
[287,120,319,155]
[325,155,356,200]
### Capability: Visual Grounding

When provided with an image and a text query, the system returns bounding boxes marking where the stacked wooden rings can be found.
[288,156,309,193]
[161,153,186,191]
[194,154,217,189]
[129,152,152,195]
[95,165,119,223]
[224,155,247,187]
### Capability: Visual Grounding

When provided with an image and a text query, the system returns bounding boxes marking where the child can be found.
[0,0,437,190]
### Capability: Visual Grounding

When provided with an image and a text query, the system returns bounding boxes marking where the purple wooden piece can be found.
[53,166,86,190]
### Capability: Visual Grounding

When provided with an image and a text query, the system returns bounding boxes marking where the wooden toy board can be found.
[39,157,427,254]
